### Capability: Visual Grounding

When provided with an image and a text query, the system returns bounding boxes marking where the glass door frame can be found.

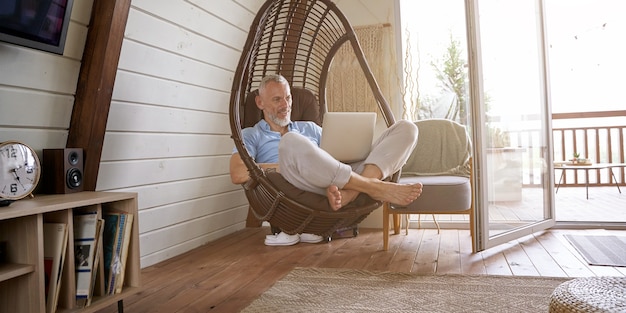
[465,0,556,252]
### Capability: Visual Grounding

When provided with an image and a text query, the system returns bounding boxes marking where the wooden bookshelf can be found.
[0,192,141,313]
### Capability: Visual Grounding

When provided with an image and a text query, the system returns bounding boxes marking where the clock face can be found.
[0,141,41,200]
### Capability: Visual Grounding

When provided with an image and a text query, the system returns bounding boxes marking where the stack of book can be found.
[73,212,102,308]
[71,210,133,308]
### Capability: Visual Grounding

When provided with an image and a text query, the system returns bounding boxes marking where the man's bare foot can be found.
[370,181,423,206]
[326,186,359,211]
[327,181,422,210]
[326,185,342,210]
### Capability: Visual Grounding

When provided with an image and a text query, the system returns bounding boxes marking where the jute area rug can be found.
[241,267,570,313]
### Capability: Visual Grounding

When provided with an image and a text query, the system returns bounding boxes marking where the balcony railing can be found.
[507,110,626,188]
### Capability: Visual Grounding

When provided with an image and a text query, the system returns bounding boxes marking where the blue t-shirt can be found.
[233,120,322,163]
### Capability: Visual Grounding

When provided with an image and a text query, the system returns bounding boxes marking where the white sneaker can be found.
[300,233,324,243]
[264,232,300,246]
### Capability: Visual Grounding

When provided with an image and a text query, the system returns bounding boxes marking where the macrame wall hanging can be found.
[327,24,396,115]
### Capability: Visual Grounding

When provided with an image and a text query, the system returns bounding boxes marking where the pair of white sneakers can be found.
[264,231,324,246]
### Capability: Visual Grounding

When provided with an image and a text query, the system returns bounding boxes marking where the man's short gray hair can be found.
[259,74,289,93]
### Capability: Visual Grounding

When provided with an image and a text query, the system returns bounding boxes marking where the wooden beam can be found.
[67,0,131,190]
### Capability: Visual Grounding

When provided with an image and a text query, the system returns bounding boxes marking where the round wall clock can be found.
[0,141,41,201]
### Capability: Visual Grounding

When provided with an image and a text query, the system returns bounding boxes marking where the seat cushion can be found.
[392,175,471,213]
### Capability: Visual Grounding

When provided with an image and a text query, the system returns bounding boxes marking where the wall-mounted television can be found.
[0,0,75,55]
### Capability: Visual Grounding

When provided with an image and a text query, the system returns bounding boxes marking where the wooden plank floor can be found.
[96,226,626,313]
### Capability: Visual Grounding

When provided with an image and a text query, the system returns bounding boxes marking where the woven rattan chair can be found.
[229,0,397,238]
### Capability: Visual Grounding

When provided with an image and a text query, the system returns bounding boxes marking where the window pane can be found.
[398,0,469,124]
[547,0,626,114]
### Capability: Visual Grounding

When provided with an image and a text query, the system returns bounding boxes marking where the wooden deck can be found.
[487,185,626,223]
[553,186,626,222]
[409,186,626,229]
[95,223,625,313]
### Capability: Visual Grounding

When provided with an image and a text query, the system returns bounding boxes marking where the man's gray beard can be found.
[270,114,291,127]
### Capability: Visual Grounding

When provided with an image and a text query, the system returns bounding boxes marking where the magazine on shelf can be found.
[103,211,134,295]
[43,223,68,313]
[85,218,104,307]
[114,212,133,294]
[73,211,99,306]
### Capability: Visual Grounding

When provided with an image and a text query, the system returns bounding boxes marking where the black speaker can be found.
[42,148,84,194]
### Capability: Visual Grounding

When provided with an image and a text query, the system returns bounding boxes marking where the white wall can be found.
[336,0,396,26]
[105,0,399,266]
[0,0,92,153]
[0,0,398,268]
[99,0,263,267]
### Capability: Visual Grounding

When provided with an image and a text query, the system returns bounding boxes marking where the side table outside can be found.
[555,163,626,199]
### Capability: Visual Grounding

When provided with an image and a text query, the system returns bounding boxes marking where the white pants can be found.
[278,120,419,195]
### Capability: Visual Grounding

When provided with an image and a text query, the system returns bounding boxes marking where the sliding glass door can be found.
[397,0,555,251]
[467,0,555,250]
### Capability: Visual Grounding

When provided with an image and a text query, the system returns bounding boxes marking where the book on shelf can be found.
[103,211,134,295]
[43,223,69,313]
[85,218,104,307]
[73,212,99,307]
[102,213,119,294]
[113,212,133,294]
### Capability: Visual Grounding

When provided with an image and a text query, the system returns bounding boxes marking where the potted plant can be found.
[572,152,591,164]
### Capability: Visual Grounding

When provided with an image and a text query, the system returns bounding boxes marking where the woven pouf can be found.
[549,277,626,312]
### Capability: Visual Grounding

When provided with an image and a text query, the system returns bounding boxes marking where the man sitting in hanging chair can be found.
[230,74,422,245]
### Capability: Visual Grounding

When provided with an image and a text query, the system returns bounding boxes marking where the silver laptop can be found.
[320,112,376,163]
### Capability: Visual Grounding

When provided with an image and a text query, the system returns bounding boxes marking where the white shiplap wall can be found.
[0,0,92,153]
[102,0,396,267]
[0,0,396,268]
[97,0,263,267]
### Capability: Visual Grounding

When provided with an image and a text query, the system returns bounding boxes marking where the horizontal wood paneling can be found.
[0,1,92,152]
[234,0,264,14]
[112,176,242,210]
[112,71,230,112]
[0,129,68,153]
[105,102,230,133]
[139,214,247,268]
[0,46,81,92]
[101,133,233,160]
[96,0,262,267]
[138,190,249,233]
[131,0,248,49]
[123,10,239,70]
[140,207,248,255]
[96,155,231,190]
[97,175,247,263]
[63,20,90,60]
[71,0,96,25]
[117,40,233,91]
[189,0,258,31]
[0,87,73,128]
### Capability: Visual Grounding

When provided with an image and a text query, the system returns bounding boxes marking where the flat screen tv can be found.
[0,0,75,55]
